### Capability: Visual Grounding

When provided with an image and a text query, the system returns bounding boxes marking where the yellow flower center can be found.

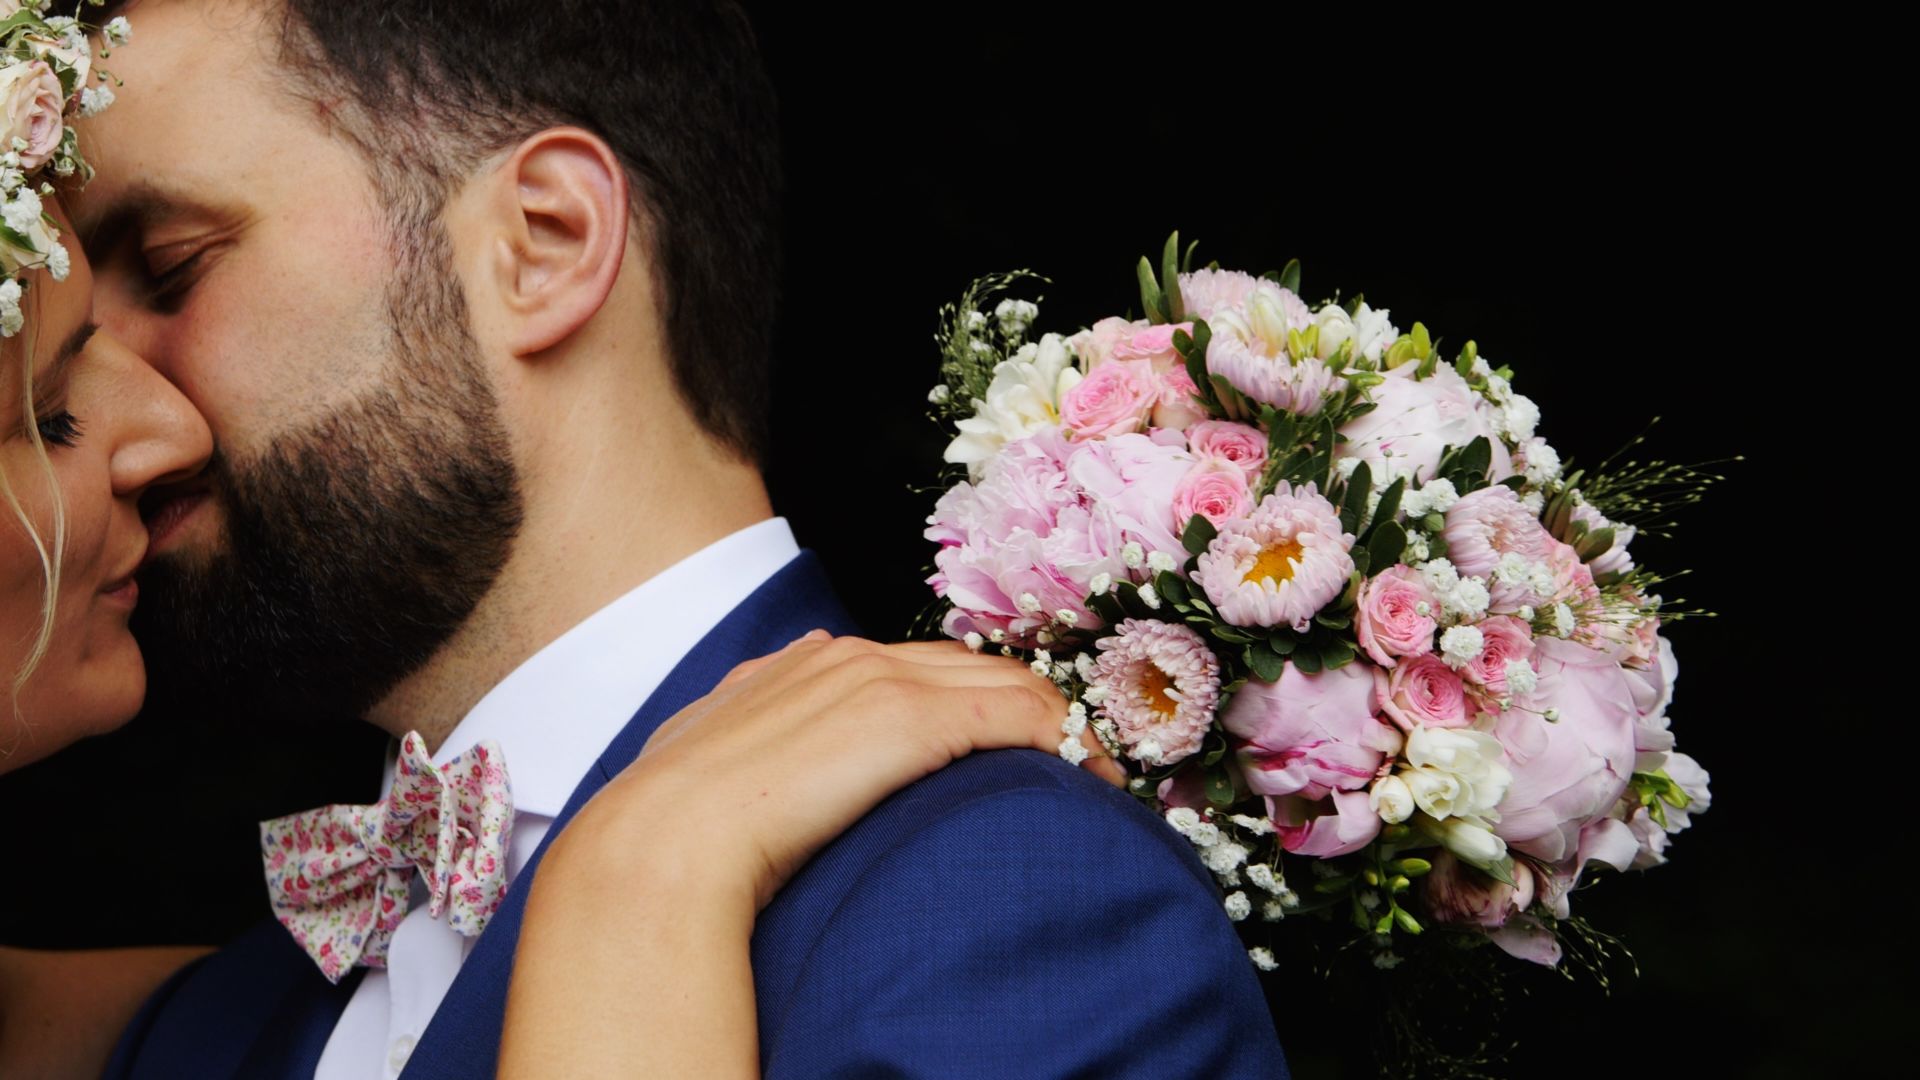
[1139,663,1180,719]
[1243,539,1304,586]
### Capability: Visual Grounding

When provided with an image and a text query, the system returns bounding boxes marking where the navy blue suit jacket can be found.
[107,550,1288,1078]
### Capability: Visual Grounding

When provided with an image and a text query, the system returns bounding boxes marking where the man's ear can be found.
[488,127,630,357]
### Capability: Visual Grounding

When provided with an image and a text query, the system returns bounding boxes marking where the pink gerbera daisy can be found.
[1192,483,1355,631]
[1090,619,1222,766]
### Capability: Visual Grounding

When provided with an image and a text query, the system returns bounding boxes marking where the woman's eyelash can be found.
[35,410,82,448]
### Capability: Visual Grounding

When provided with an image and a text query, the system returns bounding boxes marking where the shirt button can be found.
[388,1034,417,1074]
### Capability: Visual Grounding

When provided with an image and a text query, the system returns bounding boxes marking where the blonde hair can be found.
[2,303,64,715]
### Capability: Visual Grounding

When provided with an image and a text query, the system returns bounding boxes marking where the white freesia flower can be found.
[1369,773,1415,824]
[1350,302,1398,363]
[1431,816,1508,869]
[942,333,1082,479]
[1404,766,1467,819]
[1404,726,1512,818]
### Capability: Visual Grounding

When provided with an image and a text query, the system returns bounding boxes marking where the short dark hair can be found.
[107,0,784,465]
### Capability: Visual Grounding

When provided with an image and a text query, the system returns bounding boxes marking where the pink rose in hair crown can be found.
[1355,565,1440,667]
[1224,662,1403,802]
[0,60,63,171]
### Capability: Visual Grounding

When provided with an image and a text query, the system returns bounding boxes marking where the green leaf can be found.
[1204,768,1236,809]
[1321,638,1357,669]
[1279,257,1302,294]
[1137,256,1163,326]
[0,12,43,40]
[1182,238,1200,274]
[1292,648,1322,674]
[1208,624,1255,646]
[1162,232,1184,322]
[1392,906,1424,935]
[1181,513,1219,556]
[1266,635,1296,656]
[1155,570,1190,605]
[1314,611,1352,631]
[1459,437,1492,486]
[1367,520,1407,573]
[1369,477,1406,536]
[1577,526,1616,563]
[0,224,39,255]
[1348,548,1371,578]
[1339,461,1372,535]
[1087,590,1126,627]
[1246,644,1285,682]
[1314,875,1355,895]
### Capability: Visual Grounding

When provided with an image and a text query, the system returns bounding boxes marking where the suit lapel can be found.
[399,550,858,1079]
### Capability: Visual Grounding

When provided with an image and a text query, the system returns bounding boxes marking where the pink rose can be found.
[1491,637,1639,863]
[1463,615,1535,695]
[1185,420,1268,482]
[1151,363,1208,431]
[1354,565,1439,667]
[1170,459,1252,530]
[0,60,64,172]
[1374,653,1471,730]
[1442,484,1553,581]
[1110,323,1186,368]
[1268,790,1382,858]
[1337,364,1514,488]
[1224,661,1402,801]
[1059,359,1157,439]
[1069,316,1149,369]
[1422,849,1535,929]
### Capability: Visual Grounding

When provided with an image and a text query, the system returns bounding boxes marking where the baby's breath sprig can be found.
[928,269,1048,424]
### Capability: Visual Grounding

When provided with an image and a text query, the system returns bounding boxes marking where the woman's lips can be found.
[101,576,140,608]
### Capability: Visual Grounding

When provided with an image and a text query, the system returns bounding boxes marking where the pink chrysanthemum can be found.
[1090,618,1222,766]
[1192,483,1356,631]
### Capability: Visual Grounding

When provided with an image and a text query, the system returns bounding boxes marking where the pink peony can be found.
[1374,653,1472,730]
[1422,849,1535,929]
[1336,364,1513,488]
[1490,637,1639,863]
[1191,482,1355,631]
[1224,661,1402,801]
[1090,618,1222,766]
[1064,429,1195,558]
[1462,615,1535,696]
[1185,420,1269,482]
[1442,485,1553,581]
[928,429,1160,645]
[1059,359,1157,439]
[1354,565,1439,667]
[1268,790,1382,858]
[1170,459,1253,530]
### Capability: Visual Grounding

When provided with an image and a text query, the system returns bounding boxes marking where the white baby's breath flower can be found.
[1121,542,1145,569]
[927,384,950,405]
[78,84,115,117]
[1073,652,1096,681]
[1517,605,1535,623]
[1146,549,1177,573]
[1229,813,1275,836]
[1055,609,1079,626]
[1442,577,1490,620]
[989,628,1006,643]
[1504,658,1538,696]
[1494,394,1540,443]
[45,241,67,282]
[1520,490,1545,513]
[1137,583,1161,610]
[1224,891,1251,922]
[1440,624,1485,667]
[962,630,983,653]
[1336,455,1363,481]
[964,309,987,331]
[1245,863,1281,893]
[1419,478,1459,514]
[1484,373,1513,405]
[1419,558,1460,596]
[1522,440,1563,487]
[3,188,42,234]
[1249,947,1279,970]
[1373,951,1403,970]
[1202,841,1250,875]
[1165,807,1201,834]
[105,16,133,47]
[1056,735,1089,765]
[1552,602,1576,637]
[0,278,23,337]
[993,297,1038,338]
[1088,572,1113,596]
[1186,820,1221,848]
[1262,900,1288,922]
[1016,592,1042,614]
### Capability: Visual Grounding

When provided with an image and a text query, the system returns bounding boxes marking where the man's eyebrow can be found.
[73,183,207,256]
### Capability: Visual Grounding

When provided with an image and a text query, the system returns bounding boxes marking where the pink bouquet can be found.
[923,237,1712,971]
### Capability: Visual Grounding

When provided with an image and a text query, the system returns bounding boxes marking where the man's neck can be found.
[364,456,774,754]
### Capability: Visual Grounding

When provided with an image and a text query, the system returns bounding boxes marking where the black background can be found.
[0,9,1871,1078]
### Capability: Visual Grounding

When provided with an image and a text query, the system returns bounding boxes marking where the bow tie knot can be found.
[262,733,514,983]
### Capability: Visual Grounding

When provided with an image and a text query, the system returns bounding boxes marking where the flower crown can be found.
[0,0,127,337]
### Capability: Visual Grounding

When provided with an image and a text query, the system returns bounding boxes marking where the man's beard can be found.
[132,243,523,727]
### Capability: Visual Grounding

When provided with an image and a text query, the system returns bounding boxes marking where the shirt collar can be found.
[383,517,802,818]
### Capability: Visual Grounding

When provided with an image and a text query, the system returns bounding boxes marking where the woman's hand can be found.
[500,632,1124,1078]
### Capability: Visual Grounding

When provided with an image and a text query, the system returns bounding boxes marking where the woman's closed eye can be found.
[35,408,82,448]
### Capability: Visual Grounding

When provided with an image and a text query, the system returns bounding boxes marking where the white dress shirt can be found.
[315,516,802,1080]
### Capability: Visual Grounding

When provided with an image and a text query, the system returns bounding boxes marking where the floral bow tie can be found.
[260,732,514,983]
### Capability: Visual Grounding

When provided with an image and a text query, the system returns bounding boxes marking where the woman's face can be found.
[1,200,212,772]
